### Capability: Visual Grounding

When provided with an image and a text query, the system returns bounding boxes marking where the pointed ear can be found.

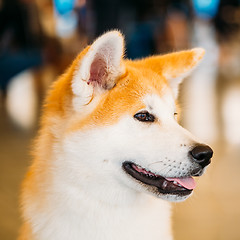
[163,48,205,98]
[72,31,125,94]
[71,30,125,111]
[138,48,205,98]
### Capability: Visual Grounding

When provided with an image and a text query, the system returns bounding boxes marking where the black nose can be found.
[190,145,213,168]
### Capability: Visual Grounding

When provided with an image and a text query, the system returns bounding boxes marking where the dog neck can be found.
[36,187,173,240]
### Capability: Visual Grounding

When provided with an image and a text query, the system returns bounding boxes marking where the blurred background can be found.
[1,0,240,239]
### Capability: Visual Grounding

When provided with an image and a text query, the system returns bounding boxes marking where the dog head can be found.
[44,31,213,203]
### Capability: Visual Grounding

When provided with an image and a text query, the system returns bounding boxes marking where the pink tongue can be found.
[166,177,196,190]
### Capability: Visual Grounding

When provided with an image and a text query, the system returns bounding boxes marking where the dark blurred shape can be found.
[75,0,87,36]
[0,0,44,94]
[214,0,240,41]
[87,0,191,59]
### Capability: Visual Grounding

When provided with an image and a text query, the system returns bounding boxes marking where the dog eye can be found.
[174,112,178,119]
[134,111,155,122]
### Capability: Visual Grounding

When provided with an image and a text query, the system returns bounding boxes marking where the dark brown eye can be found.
[134,111,155,122]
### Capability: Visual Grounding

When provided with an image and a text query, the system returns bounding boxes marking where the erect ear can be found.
[138,48,205,98]
[72,30,125,109]
[162,48,205,98]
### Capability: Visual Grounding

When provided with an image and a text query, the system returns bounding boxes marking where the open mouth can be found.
[122,161,196,196]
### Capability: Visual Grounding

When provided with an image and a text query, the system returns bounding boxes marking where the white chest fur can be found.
[32,190,172,240]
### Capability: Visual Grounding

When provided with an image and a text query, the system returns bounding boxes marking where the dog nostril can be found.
[190,145,213,168]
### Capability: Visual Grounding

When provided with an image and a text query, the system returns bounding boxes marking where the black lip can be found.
[122,161,192,196]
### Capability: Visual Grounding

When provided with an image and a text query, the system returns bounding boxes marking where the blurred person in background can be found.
[0,0,62,128]
[0,0,44,97]
[87,0,191,59]
[181,0,220,143]
[214,0,240,145]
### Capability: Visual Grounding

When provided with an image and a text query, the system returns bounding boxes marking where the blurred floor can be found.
[0,103,36,240]
[1,90,240,240]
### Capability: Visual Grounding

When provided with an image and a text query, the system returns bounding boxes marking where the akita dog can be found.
[19,31,213,240]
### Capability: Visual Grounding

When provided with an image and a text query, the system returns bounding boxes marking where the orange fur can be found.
[19,38,204,239]
[68,66,167,132]
[18,223,33,240]
[37,48,202,131]
[132,48,205,79]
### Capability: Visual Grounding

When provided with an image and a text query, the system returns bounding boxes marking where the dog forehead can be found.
[67,69,171,132]
[144,90,175,111]
[143,91,176,119]
[119,69,175,114]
